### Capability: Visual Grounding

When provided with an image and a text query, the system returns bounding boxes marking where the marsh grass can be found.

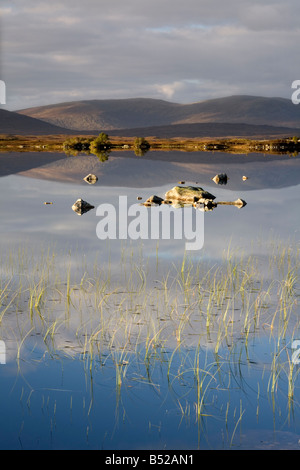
[0,239,300,445]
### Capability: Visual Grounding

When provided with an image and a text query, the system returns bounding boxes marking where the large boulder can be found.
[165,186,216,203]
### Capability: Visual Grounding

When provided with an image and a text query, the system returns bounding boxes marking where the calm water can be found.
[0,150,300,450]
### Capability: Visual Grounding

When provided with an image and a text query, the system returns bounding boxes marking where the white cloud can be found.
[154,81,185,100]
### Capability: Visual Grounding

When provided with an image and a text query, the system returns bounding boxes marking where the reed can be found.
[0,237,299,446]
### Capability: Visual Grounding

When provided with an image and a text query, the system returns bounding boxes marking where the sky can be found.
[1,0,300,110]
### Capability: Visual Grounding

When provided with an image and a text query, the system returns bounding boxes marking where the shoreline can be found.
[0,134,300,155]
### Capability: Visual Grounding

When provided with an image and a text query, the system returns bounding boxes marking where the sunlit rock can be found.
[145,195,164,205]
[83,174,98,184]
[165,186,216,203]
[193,200,218,211]
[212,173,228,185]
[72,198,95,215]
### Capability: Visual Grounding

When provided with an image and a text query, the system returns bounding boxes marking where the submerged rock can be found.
[212,173,228,185]
[83,174,98,184]
[165,186,216,203]
[217,198,247,209]
[72,198,95,215]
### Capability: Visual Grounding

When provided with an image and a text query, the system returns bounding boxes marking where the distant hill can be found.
[109,122,300,139]
[17,95,300,131]
[17,98,179,131]
[3,95,300,139]
[2,107,299,140]
[0,108,74,135]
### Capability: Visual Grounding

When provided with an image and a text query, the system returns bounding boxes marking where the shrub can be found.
[90,133,111,153]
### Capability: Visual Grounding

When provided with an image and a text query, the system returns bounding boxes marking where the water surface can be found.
[0,150,299,450]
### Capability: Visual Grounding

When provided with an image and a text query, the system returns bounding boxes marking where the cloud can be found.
[1,0,300,109]
[153,81,186,100]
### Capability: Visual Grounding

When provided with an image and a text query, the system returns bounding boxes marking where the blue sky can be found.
[1,0,300,110]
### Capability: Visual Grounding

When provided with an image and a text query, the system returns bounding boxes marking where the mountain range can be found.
[17,95,300,130]
[1,95,300,137]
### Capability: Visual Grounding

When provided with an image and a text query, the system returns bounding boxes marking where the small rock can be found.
[145,195,164,205]
[242,176,248,181]
[83,174,98,184]
[212,173,228,185]
[72,198,95,216]
[194,199,217,210]
[235,198,247,208]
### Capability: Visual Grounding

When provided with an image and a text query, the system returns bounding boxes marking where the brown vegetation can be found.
[0,133,300,156]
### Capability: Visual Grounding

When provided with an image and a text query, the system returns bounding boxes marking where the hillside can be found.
[0,108,74,135]
[17,95,300,131]
[109,122,300,139]
[17,98,179,131]
[1,107,300,141]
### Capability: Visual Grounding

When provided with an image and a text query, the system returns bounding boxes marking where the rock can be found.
[235,198,247,208]
[200,198,218,208]
[144,195,164,205]
[217,198,247,209]
[193,199,218,211]
[194,198,246,211]
[194,203,217,212]
[212,173,228,185]
[242,176,248,181]
[72,198,95,215]
[83,174,98,184]
[165,186,216,203]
